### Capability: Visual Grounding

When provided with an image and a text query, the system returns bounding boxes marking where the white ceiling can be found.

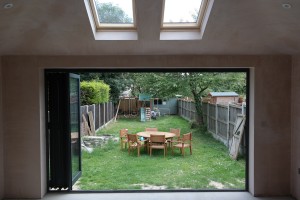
[0,0,300,55]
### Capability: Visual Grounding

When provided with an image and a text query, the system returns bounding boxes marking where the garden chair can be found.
[172,132,192,157]
[149,134,167,157]
[127,133,145,157]
[145,127,158,132]
[167,128,181,147]
[119,129,128,150]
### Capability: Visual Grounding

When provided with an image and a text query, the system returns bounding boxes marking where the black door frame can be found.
[45,71,82,191]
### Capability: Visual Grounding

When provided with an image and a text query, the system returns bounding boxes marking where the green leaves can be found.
[80,80,110,105]
[96,2,133,24]
[130,72,181,98]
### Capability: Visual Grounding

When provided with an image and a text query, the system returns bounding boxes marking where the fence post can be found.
[99,104,102,127]
[226,103,230,146]
[215,104,218,136]
[103,103,106,125]
[207,103,209,129]
[242,102,246,115]
[85,105,88,117]
[92,104,96,130]
[98,104,101,128]
[106,102,108,124]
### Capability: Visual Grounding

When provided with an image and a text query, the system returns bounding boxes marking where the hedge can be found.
[81,80,110,105]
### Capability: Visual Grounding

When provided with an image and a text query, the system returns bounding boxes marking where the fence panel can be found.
[179,99,245,152]
[217,104,228,140]
[202,103,208,124]
[80,102,115,135]
[228,104,243,140]
[208,104,216,134]
[100,103,105,127]
[95,104,100,130]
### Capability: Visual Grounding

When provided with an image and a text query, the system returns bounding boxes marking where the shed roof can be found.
[209,92,239,97]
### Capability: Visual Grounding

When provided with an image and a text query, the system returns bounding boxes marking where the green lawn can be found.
[76,115,245,190]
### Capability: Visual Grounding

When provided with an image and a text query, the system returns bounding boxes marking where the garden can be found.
[75,115,245,190]
[75,71,247,191]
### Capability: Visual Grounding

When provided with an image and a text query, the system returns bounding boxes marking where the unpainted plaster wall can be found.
[1,55,291,198]
[0,57,4,200]
[291,55,300,200]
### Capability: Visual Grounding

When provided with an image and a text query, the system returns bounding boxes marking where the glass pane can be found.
[94,0,134,24]
[163,0,203,23]
[70,77,80,179]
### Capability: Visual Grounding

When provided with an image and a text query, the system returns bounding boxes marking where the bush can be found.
[81,80,110,105]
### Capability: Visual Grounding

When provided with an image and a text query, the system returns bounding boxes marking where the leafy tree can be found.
[131,72,246,124]
[130,73,180,98]
[96,2,132,23]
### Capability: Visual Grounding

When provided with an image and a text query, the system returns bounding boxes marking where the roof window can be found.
[89,0,136,30]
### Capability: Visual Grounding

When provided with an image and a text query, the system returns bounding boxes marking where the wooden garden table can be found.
[136,131,176,139]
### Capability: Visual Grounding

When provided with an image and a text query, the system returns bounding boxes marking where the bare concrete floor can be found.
[6,192,296,200]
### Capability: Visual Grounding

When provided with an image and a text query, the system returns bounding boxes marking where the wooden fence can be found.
[80,102,115,134]
[177,99,198,121]
[202,102,246,147]
[178,99,246,152]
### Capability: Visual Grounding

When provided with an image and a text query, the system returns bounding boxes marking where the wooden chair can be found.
[119,129,128,149]
[167,128,181,147]
[145,127,158,132]
[149,134,167,157]
[172,132,192,157]
[127,133,145,157]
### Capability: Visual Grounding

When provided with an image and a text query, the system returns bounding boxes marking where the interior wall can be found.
[291,55,300,200]
[1,55,291,198]
[0,56,4,200]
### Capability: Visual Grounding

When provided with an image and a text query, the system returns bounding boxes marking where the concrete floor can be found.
[6,192,296,200]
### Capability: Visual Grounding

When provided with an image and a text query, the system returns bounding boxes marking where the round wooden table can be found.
[136,131,176,139]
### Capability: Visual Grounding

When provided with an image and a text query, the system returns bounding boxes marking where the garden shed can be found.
[208,92,239,104]
[153,98,178,115]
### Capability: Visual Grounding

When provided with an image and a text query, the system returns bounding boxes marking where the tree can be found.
[130,72,246,125]
[180,72,247,124]
[130,73,180,98]
[95,2,132,23]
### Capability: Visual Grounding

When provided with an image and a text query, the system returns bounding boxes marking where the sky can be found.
[164,0,202,23]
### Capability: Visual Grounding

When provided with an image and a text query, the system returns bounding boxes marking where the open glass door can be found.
[69,73,81,186]
[46,72,81,191]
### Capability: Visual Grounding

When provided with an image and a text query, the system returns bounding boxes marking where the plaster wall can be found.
[291,55,300,200]
[1,55,291,198]
[0,57,4,200]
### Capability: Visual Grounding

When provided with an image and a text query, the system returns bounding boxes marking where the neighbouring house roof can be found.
[209,92,239,97]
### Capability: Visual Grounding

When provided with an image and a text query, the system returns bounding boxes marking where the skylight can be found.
[90,0,136,30]
[162,0,208,29]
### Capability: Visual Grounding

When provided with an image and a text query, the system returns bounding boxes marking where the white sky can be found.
[96,0,202,23]
[164,0,202,23]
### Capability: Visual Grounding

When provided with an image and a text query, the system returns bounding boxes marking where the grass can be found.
[77,115,245,190]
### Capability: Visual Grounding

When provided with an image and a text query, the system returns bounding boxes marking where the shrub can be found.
[81,80,110,105]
